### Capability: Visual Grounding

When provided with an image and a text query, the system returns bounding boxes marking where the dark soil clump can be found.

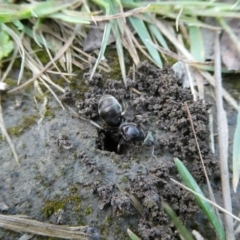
[75,61,219,239]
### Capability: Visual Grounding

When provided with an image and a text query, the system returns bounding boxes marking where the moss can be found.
[41,192,81,218]
[34,45,50,65]
[104,216,112,226]
[4,77,17,87]
[8,114,38,136]
[41,200,65,218]
[99,215,130,240]
[121,176,128,183]
[123,163,130,169]
[99,216,112,239]
[44,109,55,118]
[73,151,78,159]
[84,205,93,215]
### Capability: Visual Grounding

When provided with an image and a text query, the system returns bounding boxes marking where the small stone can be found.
[0,202,9,211]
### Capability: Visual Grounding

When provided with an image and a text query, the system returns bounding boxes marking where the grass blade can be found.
[163,203,194,240]
[147,22,169,51]
[127,229,141,240]
[105,0,127,87]
[174,158,226,240]
[233,105,240,192]
[189,25,205,62]
[0,1,76,23]
[49,13,91,24]
[114,25,127,87]
[30,1,75,17]
[129,16,162,67]
[0,29,14,60]
[2,23,25,85]
[90,21,112,80]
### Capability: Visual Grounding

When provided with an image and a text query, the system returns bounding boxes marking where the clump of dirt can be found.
[57,134,74,150]
[75,61,219,239]
[78,151,102,174]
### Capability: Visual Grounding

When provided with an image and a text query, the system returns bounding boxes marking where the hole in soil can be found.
[103,131,119,152]
[96,130,128,154]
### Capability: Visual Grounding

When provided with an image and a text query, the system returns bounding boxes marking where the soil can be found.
[0,61,225,240]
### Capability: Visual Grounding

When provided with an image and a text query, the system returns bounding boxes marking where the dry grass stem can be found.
[199,70,238,111]
[175,7,183,32]
[8,25,80,94]
[40,23,110,72]
[23,40,65,93]
[194,71,205,101]
[0,102,19,166]
[116,183,144,217]
[20,40,65,110]
[130,33,157,66]
[2,24,26,85]
[46,70,76,76]
[130,87,142,95]
[185,64,197,101]
[121,23,140,65]
[179,22,190,45]
[208,107,215,154]
[191,230,204,240]
[155,19,193,60]
[147,41,211,66]
[40,32,70,83]
[184,103,221,220]
[171,179,240,223]
[0,214,88,239]
[214,31,234,240]
[91,5,150,22]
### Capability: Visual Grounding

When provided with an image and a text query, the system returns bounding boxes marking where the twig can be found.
[184,102,221,221]
[0,214,88,239]
[214,30,234,240]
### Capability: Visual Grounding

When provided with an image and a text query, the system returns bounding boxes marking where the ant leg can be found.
[89,120,118,132]
[121,102,128,116]
[142,131,157,160]
[89,120,104,130]
[151,145,158,161]
[143,131,154,146]
[139,123,146,131]
[117,138,124,153]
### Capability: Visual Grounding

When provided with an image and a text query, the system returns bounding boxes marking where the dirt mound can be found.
[74,61,219,239]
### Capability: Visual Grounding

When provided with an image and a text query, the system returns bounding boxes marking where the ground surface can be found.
[0,61,237,240]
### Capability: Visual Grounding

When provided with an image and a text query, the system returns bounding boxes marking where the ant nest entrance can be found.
[95,129,128,154]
